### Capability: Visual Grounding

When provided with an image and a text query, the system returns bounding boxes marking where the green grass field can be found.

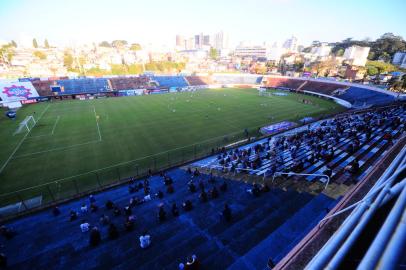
[0,88,344,205]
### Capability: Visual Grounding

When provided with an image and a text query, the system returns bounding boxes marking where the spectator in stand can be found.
[113,206,121,216]
[167,184,175,194]
[124,206,132,216]
[90,203,98,213]
[260,184,270,193]
[210,186,219,199]
[220,181,227,192]
[89,226,101,246]
[80,204,88,213]
[185,254,199,270]
[183,200,193,211]
[158,205,167,222]
[125,215,135,231]
[323,165,333,178]
[188,181,197,193]
[0,253,7,268]
[199,189,208,202]
[208,173,216,183]
[89,194,96,203]
[52,206,61,216]
[247,184,260,197]
[99,214,110,226]
[345,159,360,175]
[105,200,115,210]
[80,220,90,232]
[139,232,151,249]
[193,168,200,177]
[0,225,16,240]
[156,190,164,199]
[172,203,180,217]
[108,223,119,239]
[222,204,232,222]
[70,210,78,221]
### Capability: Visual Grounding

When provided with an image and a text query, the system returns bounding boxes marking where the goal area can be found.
[14,115,36,135]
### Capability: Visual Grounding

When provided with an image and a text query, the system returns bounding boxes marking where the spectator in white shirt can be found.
[80,220,90,232]
[80,204,88,213]
[139,232,151,249]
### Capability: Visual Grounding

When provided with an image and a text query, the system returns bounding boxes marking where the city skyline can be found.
[0,0,405,48]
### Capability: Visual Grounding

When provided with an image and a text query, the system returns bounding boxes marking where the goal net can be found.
[14,115,36,135]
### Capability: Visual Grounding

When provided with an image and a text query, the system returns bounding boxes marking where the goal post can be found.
[14,115,37,135]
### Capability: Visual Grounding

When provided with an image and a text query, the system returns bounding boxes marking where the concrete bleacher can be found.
[152,76,188,88]
[203,106,405,192]
[264,77,304,90]
[300,81,344,95]
[228,193,339,270]
[335,86,396,106]
[1,166,338,269]
[212,74,263,85]
[56,78,111,94]
[184,76,213,86]
[108,77,150,91]
[31,80,54,96]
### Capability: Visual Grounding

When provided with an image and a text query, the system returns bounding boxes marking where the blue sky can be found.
[0,0,405,47]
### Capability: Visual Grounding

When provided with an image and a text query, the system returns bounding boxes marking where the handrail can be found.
[305,144,406,270]
[272,172,330,189]
[204,164,268,181]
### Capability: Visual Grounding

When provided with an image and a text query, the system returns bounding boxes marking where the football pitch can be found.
[0,88,344,205]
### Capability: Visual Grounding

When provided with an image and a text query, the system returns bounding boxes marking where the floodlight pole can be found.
[272,171,330,189]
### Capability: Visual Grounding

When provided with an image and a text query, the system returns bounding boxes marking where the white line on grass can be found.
[12,140,101,159]
[0,104,50,174]
[26,115,60,139]
[51,116,60,135]
[93,106,102,141]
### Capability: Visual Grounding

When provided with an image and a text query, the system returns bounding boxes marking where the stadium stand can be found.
[201,106,405,189]
[304,143,406,270]
[184,76,213,86]
[56,78,111,94]
[1,104,403,269]
[263,77,305,90]
[334,86,396,106]
[300,80,344,94]
[108,77,150,91]
[0,168,338,270]
[152,76,189,88]
[263,76,398,107]
[1,73,404,269]
[212,74,263,85]
[31,80,54,96]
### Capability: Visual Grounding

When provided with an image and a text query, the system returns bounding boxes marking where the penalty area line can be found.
[12,140,101,159]
[51,116,60,135]
[0,104,50,174]
[93,106,102,141]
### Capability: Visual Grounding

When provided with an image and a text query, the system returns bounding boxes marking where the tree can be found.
[99,41,111,47]
[366,61,397,74]
[63,52,74,69]
[335,48,345,57]
[33,38,38,48]
[11,40,17,47]
[33,51,47,60]
[209,48,218,60]
[130,43,142,51]
[367,65,379,76]
[112,40,128,48]
[44,39,50,48]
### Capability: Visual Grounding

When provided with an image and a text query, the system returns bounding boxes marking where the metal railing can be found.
[272,172,330,189]
[204,164,268,181]
[0,125,268,219]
